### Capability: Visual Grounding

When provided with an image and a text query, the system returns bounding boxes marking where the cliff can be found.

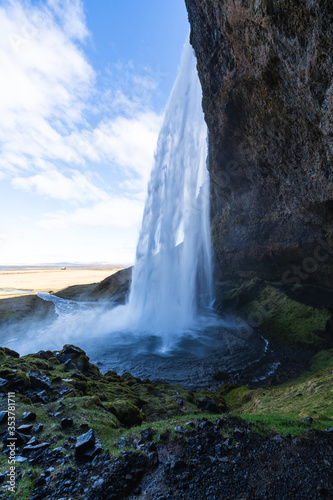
[185,0,333,289]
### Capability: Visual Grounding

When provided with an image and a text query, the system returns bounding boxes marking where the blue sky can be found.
[0,0,189,264]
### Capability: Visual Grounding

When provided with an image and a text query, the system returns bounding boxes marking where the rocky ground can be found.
[0,342,332,499]
[1,411,332,499]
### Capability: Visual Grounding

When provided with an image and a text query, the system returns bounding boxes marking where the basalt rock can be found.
[185,0,333,289]
[55,267,132,303]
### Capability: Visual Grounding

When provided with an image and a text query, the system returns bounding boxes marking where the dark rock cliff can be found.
[185,0,333,289]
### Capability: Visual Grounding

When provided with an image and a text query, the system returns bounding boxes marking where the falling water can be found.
[1,40,274,380]
[127,40,214,341]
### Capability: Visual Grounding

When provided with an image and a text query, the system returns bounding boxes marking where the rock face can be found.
[55,267,132,303]
[185,0,333,287]
[0,294,56,325]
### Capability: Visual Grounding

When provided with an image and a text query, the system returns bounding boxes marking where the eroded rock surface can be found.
[186,0,333,286]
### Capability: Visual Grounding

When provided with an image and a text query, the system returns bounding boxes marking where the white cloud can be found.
[67,111,162,185]
[0,0,163,246]
[39,198,144,229]
[47,0,89,41]
[0,0,95,178]
[12,169,108,202]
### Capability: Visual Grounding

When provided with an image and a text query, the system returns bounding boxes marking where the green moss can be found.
[240,414,332,436]
[224,386,253,408]
[244,285,331,345]
[230,350,333,423]
[106,401,143,427]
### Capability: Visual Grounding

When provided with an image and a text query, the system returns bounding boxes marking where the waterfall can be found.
[14,40,216,357]
[127,40,214,342]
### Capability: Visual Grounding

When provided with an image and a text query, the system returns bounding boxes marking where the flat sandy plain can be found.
[0,265,124,299]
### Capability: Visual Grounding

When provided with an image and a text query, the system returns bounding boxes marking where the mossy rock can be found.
[105,401,143,427]
[78,395,104,409]
[224,386,253,409]
[48,356,60,365]
[0,347,20,358]
[194,390,227,413]
[244,285,331,346]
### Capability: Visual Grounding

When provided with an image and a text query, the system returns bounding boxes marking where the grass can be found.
[245,285,331,346]
[224,349,333,424]
[239,414,332,436]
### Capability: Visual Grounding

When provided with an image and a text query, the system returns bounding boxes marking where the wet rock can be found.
[64,356,89,373]
[0,377,7,387]
[146,442,157,452]
[34,424,44,433]
[32,389,49,404]
[37,350,53,360]
[7,377,27,392]
[56,345,92,374]
[140,427,154,442]
[197,419,213,430]
[61,418,73,429]
[75,428,96,460]
[147,451,159,466]
[3,430,29,447]
[57,344,85,362]
[45,466,55,475]
[23,411,37,422]
[117,437,134,448]
[82,438,103,461]
[26,436,37,445]
[22,442,50,456]
[17,424,33,435]
[196,396,226,413]
[186,421,196,428]
[170,459,187,471]
[233,427,245,437]
[0,411,8,424]
[29,370,53,391]
[158,430,170,442]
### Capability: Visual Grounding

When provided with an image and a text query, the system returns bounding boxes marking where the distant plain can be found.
[0,266,124,298]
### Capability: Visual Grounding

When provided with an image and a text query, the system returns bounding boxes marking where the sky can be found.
[0,0,189,265]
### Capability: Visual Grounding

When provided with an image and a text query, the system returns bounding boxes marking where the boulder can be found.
[29,371,53,391]
[23,412,37,422]
[0,411,8,424]
[75,428,96,460]
[17,424,33,435]
[60,418,73,429]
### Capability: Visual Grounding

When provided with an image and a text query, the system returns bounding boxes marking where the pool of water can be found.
[0,292,280,389]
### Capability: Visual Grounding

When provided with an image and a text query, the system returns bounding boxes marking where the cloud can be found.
[0,0,162,239]
[12,169,108,203]
[67,111,162,185]
[39,198,144,229]
[47,0,89,41]
[0,0,95,176]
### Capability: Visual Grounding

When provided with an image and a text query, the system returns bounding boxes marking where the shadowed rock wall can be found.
[185,0,333,287]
